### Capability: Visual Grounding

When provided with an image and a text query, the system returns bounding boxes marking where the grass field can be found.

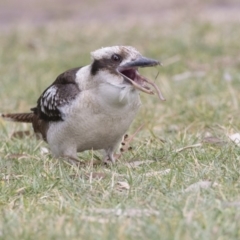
[1,5,240,239]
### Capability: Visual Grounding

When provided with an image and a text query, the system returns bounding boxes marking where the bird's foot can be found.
[114,133,133,160]
[115,124,144,160]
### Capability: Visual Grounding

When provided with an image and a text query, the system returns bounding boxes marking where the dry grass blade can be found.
[5,154,29,160]
[144,169,171,177]
[124,160,155,168]
[175,143,202,153]
[16,187,27,194]
[89,208,159,217]
[1,175,25,181]
[121,209,159,217]
[85,172,107,180]
[69,172,107,180]
[184,181,219,192]
[202,136,226,145]
[80,216,110,223]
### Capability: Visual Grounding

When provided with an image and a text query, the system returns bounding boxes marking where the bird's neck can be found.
[97,81,140,109]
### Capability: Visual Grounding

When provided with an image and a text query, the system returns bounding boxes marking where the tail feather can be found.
[1,113,34,123]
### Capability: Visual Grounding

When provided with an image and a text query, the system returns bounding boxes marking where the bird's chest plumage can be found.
[47,85,141,153]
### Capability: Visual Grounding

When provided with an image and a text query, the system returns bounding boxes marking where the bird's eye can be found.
[111,54,122,62]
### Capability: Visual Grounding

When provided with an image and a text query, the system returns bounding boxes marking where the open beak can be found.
[117,57,165,101]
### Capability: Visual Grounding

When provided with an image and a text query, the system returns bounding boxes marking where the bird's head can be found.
[90,46,165,101]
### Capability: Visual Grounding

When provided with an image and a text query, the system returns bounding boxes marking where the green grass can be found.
[1,20,240,240]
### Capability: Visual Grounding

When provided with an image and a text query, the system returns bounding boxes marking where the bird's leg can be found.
[103,150,116,165]
[103,135,131,164]
[56,145,84,166]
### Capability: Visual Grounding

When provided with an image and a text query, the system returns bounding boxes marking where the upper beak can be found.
[119,57,160,69]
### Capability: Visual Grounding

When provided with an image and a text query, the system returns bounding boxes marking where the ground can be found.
[0,0,240,239]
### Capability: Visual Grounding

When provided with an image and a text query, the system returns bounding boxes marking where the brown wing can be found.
[32,67,82,121]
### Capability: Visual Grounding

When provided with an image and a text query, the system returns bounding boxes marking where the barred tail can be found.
[1,113,34,123]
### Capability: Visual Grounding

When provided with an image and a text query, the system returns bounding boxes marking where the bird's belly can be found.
[47,92,141,154]
[73,106,138,151]
[74,117,131,151]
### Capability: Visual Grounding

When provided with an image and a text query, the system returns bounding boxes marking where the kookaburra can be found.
[2,46,165,164]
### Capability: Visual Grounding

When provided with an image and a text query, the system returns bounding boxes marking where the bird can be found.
[1,46,165,165]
